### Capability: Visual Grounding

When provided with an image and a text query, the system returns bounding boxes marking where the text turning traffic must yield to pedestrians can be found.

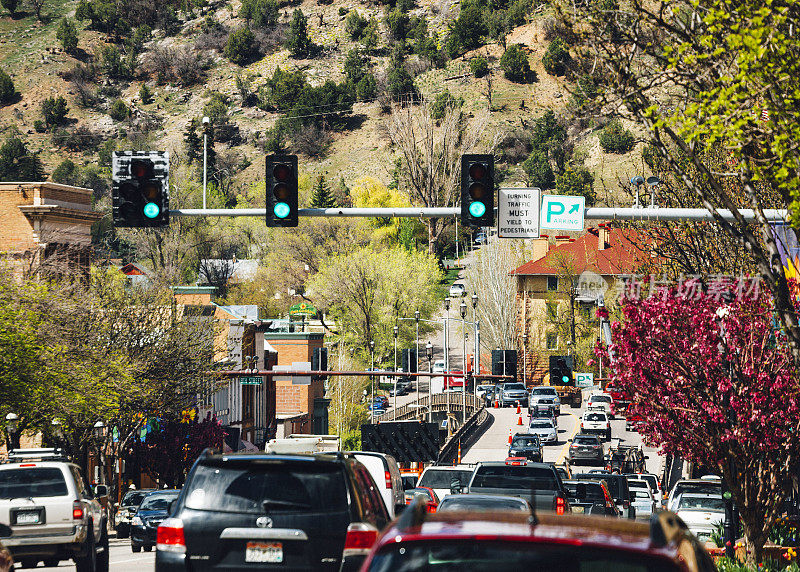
[498,188,541,238]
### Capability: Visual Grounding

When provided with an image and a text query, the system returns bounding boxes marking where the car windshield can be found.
[585,413,606,421]
[471,466,558,490]
[0,467,68,498]
[530,421,553,429]
[418,470,474,489]
[532,388,557,396]
[438,497,527,512]
[512,437,539,447]
[367,542,678,571]
[140,493,178,511]
[591,395,611,402]
[122,491,148,506]
[504,384,526,391]
[677,495,725,512]
[184,461,348,514]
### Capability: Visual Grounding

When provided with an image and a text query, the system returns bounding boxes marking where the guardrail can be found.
[437,406,490,465]
[377,392,483,422]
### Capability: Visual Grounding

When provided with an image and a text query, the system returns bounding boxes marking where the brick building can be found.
[0,182,101,276]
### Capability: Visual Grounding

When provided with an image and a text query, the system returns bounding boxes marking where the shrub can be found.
[51,159,79,185]
[56,18,79,53]
[430,90,463,120]
[572,75,598,108]
[385,8,409,42]
[224,27,259,66]
[52,126,100,152]
[240,0,278,29]
[203,92,229,125]
[500,44,531,82]
[263,126,286,153]
[446,0,487,56]
[1,0,18,17]
[139,83,152,104]
[362,18,380,53]
[100,45,130,79]
[599,119,635,153]
[522,150,554,189]
[345,11,368,40]
[109,99,130,121]
[286,9,312,57]
[469,56,488,77]
[291,123,331,157]
[338,7,348,16]
[42,96,69,127]
[344,48,368,84]
[542,37,570,75]
[498,129,532,164]
[555,166,596,205]
[33,120,46,133]
[386,63,415,101]
[0,69,15,105]
[355,73,377,101]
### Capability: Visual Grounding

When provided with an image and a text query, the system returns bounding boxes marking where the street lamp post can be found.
[460,300,468,425]
[426,341,433,423]
[370,340,375,423]
[5,413,19,451]
[471,294,479,374]
[522,332,528,386]
[393,325,399,412]
[51,418,64,451]
[444,297,451,374]
[414,310,420,402]
[93,421,106,485]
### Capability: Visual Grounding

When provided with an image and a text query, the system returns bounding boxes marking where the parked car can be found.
[403,487,439,512]
[562,480,620,517]
[417,466,475,502]
[0,524,13,572]
[115,488,155,539]
[580,410,611,441]
[131,490,181,553]
[344,452,405,517]
[673,493,725,542]
[529,386,562,415]
[605,384,631,415]
[449,283,467,297]
[499,383,529,407]
[466,460,570,514]
[437,494,530,513]
[574,472,636,519]
[528,418,558,444]
[587,393,614,417]
[568,434,604,466]
[388,380,412,396]
[360,500,716,571]
[0,448,108,571]
[155,450,390,572]
[508,433,543,462]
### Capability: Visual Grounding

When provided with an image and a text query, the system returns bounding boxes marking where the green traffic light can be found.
[469,202,486,217]
[274,202,290,219]
[562,375,569,383]
[143,202,160,219]
[723,491,732,500]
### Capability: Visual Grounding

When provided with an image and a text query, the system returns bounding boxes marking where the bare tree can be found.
[388,100,493,255]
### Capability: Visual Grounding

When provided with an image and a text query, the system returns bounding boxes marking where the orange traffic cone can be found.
[494,399,499,408]
[517,414,523,425]
[508,428,513,445]
[516,402,521,414]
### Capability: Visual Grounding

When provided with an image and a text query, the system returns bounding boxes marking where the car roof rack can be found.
[5,448,69,463]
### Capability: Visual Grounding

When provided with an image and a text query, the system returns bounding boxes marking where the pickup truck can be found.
[464,460,570,514]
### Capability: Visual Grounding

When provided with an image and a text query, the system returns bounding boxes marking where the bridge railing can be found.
[377,392,482,423]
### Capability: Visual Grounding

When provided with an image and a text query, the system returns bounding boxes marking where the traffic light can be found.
[265,154,298,227]
[461,154,495,227]
[549,355,574,386]
[112,151,170,228]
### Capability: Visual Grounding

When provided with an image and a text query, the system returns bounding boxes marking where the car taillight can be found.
[580,423,584,429]
[156,518,186,553]
[72,501,84,520]
[556,496,566,516]
[343,522,378,557]
[384,471,392,489]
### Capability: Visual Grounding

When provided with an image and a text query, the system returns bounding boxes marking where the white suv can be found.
[580,411,611,441]
[0,449,108,571]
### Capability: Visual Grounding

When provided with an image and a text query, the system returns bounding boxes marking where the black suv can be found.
[574,472,636,519]
[155,450,390,572]
[507,434,543,462]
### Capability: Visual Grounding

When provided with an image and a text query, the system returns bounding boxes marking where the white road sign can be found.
[498,188,541,238]
[540,195,585,231]
[575,372,594,387]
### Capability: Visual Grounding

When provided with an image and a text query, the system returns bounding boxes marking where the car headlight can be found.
[131,516,143,526]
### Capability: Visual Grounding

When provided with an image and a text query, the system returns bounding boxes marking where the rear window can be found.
[511,437,540,447]
[184,461,348,514]
[575,474,628,500]
[0,468,68,498]
[419,470,474,489]
[585,413,607,421]
[532,388,557,396]
[471,466,558,490]
[367,542,678,571]
[438,497,527,512]
[563,483,606,502]
[573,436,599,445]
[530,421,553,429]
[122,491,148,506]
[592,395,611,402]
[140,492,179,511]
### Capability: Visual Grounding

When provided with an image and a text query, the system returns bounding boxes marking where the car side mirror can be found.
[0,523,11,538]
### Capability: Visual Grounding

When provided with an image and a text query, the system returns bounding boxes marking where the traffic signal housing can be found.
[112,151,170,228]
[266,155,298,227]
[461,154,495,227]
[549,355,574,386]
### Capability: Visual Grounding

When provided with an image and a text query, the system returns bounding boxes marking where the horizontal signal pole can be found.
[172,207,788,222]
[211,369,513,379]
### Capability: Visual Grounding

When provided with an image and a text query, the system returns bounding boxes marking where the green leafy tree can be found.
[430,90,463,121]
[51,159,80,185]
[56,18,79,53]
[310,174,337,208]
[522,150,554,189]
[554,166,596,205]
[356,73,377,101]
[240,0,278,29]
[183,120,202,165]
[542,37,569,75]
[446,0,487,56]
[139,83,152,104]
[286,9,312,58]
[344,48,368,84]
[100,44,130,79]
[361,18,380,53]
[109,99,130,121]
[41,96,69,127]
[345,11,368,40]
[500,44,531,82]
[0,137,45,182]
[224,27,259,66]
[470,56,488,78]
[386,49,415,100]
[598,119,635,153]
[1,0,18,17]
[385,8,409,42]
[0,69,16,105]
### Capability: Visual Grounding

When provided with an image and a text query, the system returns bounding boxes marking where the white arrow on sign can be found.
[540,195,585,231]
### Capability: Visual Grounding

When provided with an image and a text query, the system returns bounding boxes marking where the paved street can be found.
[35,537,154,572]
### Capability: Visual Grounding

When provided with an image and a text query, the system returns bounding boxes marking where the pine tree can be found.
[183,121,201,165]
[287,9,312,57]
[310,174,336,208]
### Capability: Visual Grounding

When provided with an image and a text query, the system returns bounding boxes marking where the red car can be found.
[359,500,716,571]
[626,412,645,432]
[606,384,631,415]
[403,487,439,512]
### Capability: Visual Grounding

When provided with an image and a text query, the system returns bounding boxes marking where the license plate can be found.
[16,511,40,524]
[573,506,585,513]
[246,541,283,563]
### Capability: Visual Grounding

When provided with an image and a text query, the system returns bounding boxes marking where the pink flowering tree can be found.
[600,280,799,563]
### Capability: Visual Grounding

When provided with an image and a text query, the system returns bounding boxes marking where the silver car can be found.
[528,418,558,444]
[500,383,529,407]
[630,487,657,519]
[529,386,561,415]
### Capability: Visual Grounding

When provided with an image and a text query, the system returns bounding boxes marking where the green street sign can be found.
[239,376,263,386]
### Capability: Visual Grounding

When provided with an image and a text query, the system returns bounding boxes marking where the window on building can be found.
[547,276,559,291]
[546,333,558,350]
